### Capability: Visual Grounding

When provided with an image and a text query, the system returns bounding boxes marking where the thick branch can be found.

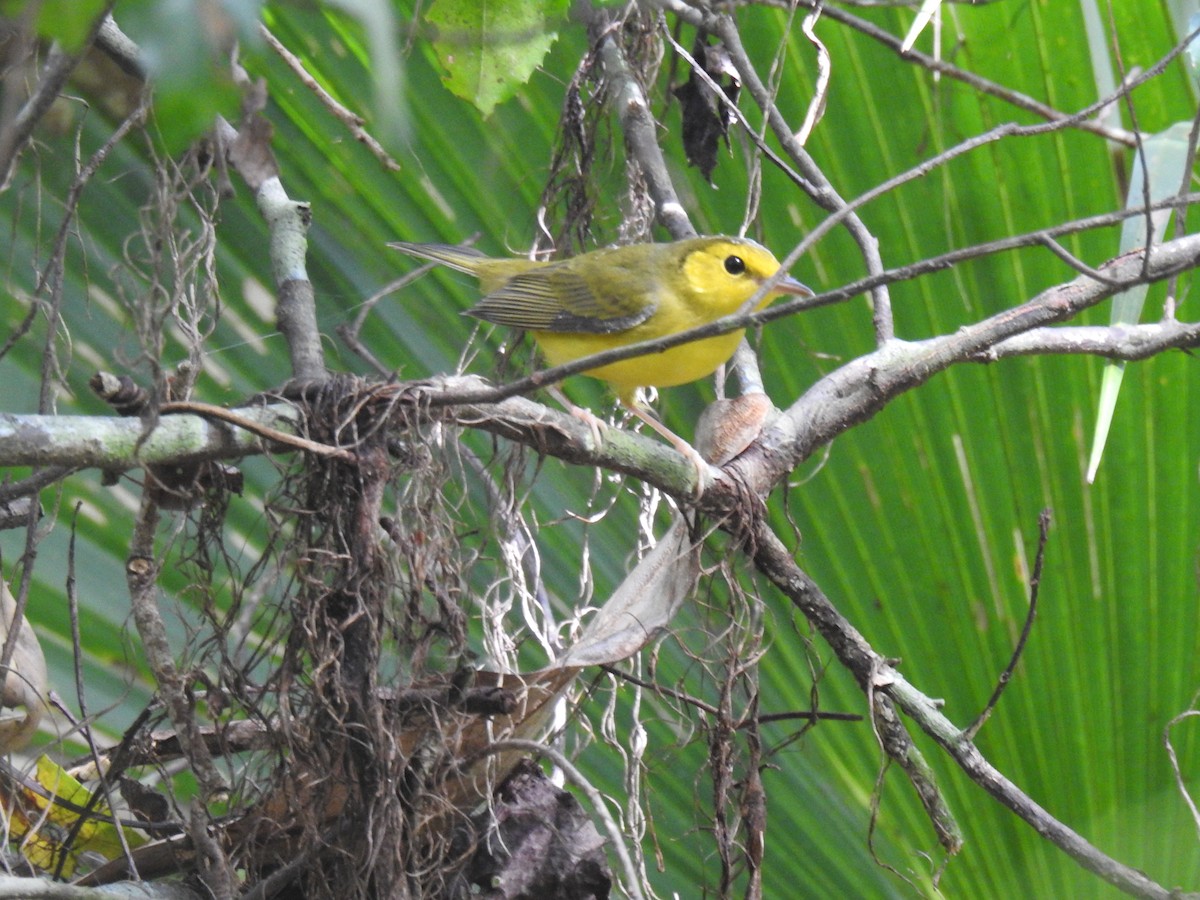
[3,237,1198,503]
[0,405,293,470]
[0,875,199,898]
[592,19,694,240]
[218,65,325,382]
[4,292,1200,504]
[746,233,1200,487]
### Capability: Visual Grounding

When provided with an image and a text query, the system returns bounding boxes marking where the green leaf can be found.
[425,0,566,116]
[4,1,1200,897]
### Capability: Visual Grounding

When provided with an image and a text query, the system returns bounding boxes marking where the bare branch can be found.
[1164,708,1200,844]
[983,319,1200,359]
[750,232,1200,484]
[707,11,894,342]
[963,509,1051,740]
[0,404,295,469]
[125,502,235,896]
[0,874,200,898]
[217,60,325,382]
[778,0,1138,146]
[259,24,401,172]
[747,520,1190,900]
[591,10,695,239]
[600,662,861,723]
[2,218,1198,511]
[0,5,114,189]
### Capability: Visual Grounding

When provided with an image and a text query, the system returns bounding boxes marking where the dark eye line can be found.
[724,255,746,276]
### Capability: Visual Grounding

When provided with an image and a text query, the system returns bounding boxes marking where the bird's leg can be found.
[547,384,606,450]
[622,397,713,495]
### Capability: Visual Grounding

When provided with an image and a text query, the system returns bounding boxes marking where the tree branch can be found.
[963,509,1051,741]
[218,62,325,382]
[0,5,114,190]
[747,520,1192,900]
[0,405,293,470]
[775,0,1138,146]
[3,233,1199,503]
[591,14,695,240]
[0,874,200,898]
[749,233,1200,485]
[401,214,1200,412]
[707,10,894,342]
[125,502,234,896]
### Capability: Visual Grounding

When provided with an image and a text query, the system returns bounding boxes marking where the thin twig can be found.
[748,520,1185,900]
[600,663,861,723]
[412,225,1200,413]
[125,496,234,897]
[339,265,440,376]
[963,509,1051,740]
[29,90,152,420]
[0,756,175,833]
[767,0,1138,146]
[259,24,401,172]
[1163,708,1200,843]
[0,4,114,188]
[159,400,354,459]
[0,467,77,504]
[794,2,831,146]
[1036,236,1124,286]
[709,13,894,341]
[65,506,141,879]
[340,232,480,374]
[659,19,817,199]
[698,9,1200,330]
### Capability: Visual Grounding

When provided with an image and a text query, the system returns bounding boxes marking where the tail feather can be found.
[388,241,489,275]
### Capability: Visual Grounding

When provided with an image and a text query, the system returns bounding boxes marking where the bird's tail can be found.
[388,241,490,275]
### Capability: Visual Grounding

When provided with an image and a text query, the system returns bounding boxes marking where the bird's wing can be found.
[468,262,656,334]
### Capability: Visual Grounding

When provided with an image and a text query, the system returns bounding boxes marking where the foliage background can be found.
[1,0,1199,896]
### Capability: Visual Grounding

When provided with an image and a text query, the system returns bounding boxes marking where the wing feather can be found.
[468,259,657,334]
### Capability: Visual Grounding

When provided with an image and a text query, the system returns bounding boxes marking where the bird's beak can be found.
[774,274,814,297]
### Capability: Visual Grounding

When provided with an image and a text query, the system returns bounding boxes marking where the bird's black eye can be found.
[724,255,746,275]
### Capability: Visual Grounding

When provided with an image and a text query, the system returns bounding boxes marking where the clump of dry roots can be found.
[239,377,471,896]
[212,377,610,898]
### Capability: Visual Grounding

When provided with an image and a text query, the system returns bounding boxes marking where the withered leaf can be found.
[673,32,742,184]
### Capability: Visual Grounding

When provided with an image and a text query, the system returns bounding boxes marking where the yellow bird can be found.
[390,236,811,453]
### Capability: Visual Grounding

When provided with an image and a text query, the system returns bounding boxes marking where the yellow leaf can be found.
[2,755,143,876]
